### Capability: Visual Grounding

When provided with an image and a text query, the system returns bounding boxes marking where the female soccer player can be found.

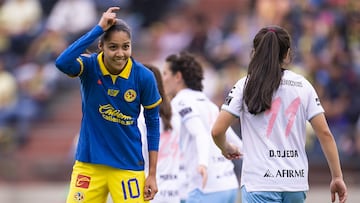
[139,64,182,203]
[162,52,243,203]
[211,25,348,203]
[55,7,161,203]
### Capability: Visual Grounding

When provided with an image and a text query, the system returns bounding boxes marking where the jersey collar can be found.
[97,52,132,80]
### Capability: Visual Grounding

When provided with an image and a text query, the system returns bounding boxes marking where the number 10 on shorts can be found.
[121,178,140,200]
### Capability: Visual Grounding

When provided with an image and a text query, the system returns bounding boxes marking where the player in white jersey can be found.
[211,25,347,203]
[162,52,243,203]
[138,64,182,203]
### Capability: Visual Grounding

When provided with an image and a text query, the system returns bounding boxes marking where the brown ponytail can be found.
[244,26,291,115]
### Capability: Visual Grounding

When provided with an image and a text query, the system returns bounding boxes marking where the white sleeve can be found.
[183,116,210,167]
[225,127,243,153]
[304,79,324,120]
[221,78,246,117]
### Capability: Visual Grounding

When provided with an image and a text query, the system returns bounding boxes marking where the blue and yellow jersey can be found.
[55,25,161,171]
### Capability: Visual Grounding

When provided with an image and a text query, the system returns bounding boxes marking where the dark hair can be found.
[99,19,131,44]
[165,52,204,91]
[144,64,172,131]
[244,25,291,115]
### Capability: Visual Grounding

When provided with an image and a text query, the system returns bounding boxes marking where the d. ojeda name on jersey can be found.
[269,149,298,158]
[264,149,304,178]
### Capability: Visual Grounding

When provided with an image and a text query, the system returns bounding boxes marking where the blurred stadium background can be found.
[0,0,359,202]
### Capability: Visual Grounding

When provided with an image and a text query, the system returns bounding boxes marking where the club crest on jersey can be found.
[74,191,85,202]
[124,89,136,102]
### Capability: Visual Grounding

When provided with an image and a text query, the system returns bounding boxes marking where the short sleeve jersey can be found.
[221,70,324,192]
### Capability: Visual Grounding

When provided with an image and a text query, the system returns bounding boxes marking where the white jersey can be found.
[172,89,239,194]
[221,70,324,192]
[139,109,182,203]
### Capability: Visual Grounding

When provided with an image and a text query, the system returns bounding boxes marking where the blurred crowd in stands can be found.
[0,0,359,164]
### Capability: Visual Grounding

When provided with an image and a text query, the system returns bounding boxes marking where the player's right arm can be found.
[55,7,119,76]
[55,29,103,77]
[225,126,243,155]
[212,110,241,160]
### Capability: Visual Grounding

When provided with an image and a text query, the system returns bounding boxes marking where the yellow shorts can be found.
[66,161,149,203]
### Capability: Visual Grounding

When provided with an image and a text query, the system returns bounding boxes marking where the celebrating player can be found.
[55,7,161,203]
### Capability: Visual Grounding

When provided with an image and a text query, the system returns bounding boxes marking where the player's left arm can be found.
[183,116,209,188]
[310,113,347,203]
[140,65,161,199]
[144,150,158,200]
[143,106,160,200]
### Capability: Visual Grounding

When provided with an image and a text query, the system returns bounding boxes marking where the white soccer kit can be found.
[171,89,239,194]
[221,70,324,192]
[139,109,181,203]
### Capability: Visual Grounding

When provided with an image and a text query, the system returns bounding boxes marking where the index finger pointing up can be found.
[106,7,120,13]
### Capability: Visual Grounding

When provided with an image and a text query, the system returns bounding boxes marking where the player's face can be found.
[162,62,178,98]
[100,31,132,75]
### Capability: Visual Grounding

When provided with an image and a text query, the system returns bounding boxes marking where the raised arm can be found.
[55,7,120,76]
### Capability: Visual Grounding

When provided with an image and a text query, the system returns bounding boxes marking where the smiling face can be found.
[99,30,132,75]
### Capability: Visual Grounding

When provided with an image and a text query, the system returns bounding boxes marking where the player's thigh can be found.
[66,161,108,203]
[282,191,306,203]
[186,189,203,203]
[108,169,149,203]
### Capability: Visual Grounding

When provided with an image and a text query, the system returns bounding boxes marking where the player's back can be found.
[172,88,239,193]
[185,89,219,128]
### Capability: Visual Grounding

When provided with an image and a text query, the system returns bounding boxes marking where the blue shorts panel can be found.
[241,186,306,203]
[186,188,238,203]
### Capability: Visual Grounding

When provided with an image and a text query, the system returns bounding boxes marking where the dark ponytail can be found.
[244,26,291,115]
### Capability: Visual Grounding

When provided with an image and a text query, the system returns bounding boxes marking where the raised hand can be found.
[98,7,120,31]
